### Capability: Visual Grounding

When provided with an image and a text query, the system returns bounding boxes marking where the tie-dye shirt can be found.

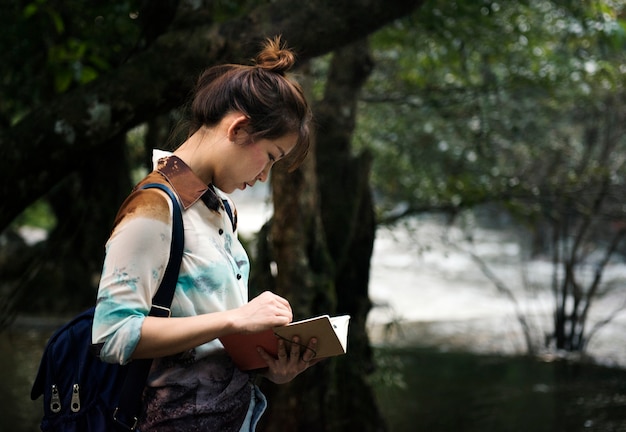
[92,154,257,430]
[93,154,249,364]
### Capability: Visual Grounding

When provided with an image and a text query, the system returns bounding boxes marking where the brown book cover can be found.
[219,315,351,371]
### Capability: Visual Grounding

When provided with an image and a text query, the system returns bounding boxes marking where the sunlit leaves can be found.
[23,0,65,34]
[356,0,626,221]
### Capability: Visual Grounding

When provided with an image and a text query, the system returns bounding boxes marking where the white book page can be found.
[329,315,351,351]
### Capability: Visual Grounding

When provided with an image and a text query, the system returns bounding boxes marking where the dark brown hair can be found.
[189,36,312,170]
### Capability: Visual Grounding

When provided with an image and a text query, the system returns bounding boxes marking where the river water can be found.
[231,190,626,367]
[366,217,626,368]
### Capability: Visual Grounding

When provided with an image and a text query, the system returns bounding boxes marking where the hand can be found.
[232,291,293,333]
[257,336,319,384]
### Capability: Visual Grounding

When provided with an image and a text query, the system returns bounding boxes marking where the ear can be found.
[226,115,250,143]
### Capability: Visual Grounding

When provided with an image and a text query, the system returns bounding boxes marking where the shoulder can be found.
[114,184,173,228]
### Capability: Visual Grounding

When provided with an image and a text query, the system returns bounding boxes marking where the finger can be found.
[276,338,288,359]
[277,295,291,309]
[269,301,292,324]
[256,347,274,366]
[303,357,322,367]
[302,338,318,362]
[270,293,293,318]
[277,303,293,322]
[265,291,291,308]
[290,336,301,358]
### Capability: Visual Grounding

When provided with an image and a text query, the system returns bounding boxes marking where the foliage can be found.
[12,198,56,230]
[0,0,142,125]
[356,0,626,354]
[358,0,626,217]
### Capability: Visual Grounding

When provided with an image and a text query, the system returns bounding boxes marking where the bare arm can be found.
[132,291,293,359]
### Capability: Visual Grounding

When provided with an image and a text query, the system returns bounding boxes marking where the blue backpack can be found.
[30,183,184,432]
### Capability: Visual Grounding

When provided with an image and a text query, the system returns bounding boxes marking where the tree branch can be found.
[0,0,424,231]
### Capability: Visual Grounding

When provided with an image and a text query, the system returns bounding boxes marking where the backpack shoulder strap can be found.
[113,182,184,430]
[140,182,184,317]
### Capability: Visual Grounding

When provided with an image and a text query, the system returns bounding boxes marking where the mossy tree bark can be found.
[252,39,384,431]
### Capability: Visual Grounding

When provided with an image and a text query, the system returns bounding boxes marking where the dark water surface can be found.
[372,347,626,432]
[4,324,626,432]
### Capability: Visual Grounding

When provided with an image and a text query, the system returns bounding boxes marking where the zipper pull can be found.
[70,384,81,412]
[50,384,61,413]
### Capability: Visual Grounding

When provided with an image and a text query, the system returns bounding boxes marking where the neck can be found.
[174,129,215,185]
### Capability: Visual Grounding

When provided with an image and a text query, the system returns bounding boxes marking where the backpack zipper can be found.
[50,384,61,413]
[71,383,81,412]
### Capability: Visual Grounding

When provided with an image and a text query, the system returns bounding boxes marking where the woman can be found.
[93,36,316,431]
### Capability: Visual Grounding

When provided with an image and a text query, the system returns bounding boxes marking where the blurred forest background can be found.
[1,0,626,431]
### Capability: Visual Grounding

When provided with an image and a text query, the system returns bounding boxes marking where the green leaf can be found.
[22,4,39,18]
[54,70,72,93]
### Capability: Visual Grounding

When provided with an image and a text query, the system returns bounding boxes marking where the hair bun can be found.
[254,36,296,75]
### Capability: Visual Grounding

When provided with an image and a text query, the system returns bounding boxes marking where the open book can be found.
[219,315,350,371]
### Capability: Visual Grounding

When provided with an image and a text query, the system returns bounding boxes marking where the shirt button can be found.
[218,229,224,235]
[236,274,242,280]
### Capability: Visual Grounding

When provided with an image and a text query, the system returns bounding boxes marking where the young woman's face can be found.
[214,133,298,193]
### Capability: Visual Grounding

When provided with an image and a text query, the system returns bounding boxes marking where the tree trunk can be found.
[253,40,384,431]
[253,126,337,431]
[315,39,383,431]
